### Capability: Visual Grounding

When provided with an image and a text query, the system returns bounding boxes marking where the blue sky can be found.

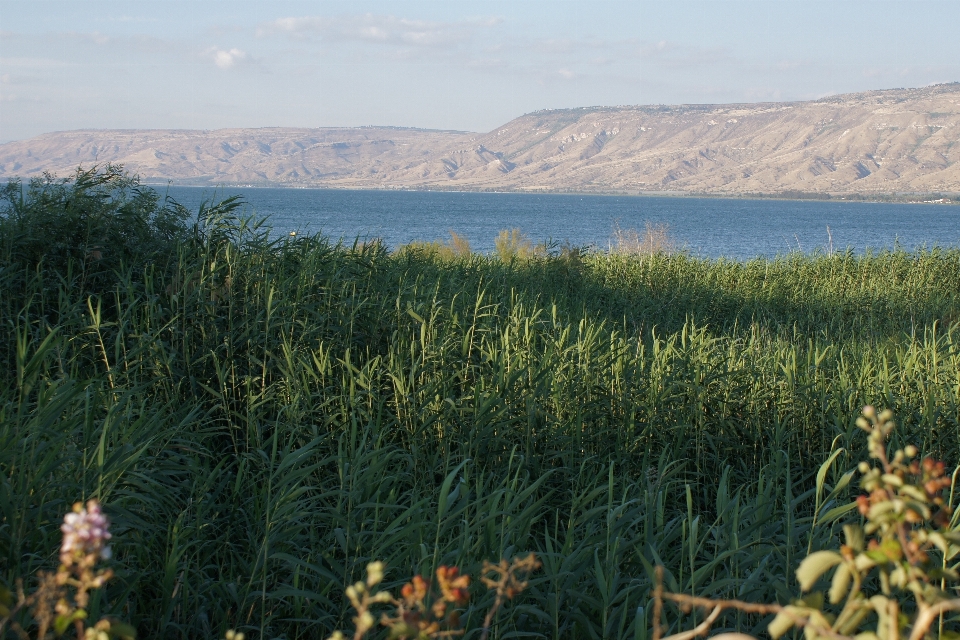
[1,0,958,142]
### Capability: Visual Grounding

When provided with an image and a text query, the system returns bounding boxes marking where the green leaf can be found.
[868,595,891,634]
[838,606,873,635]
[796,551,843,591]
[54,615,72,637]
[943,532,960,544]
[929,532,950,556]
[54,609,87,636]
[844,524,865,553]
[816,448,845,500]
[854,553,877,572]
[797,592,824,610]
[0,583,11,618]
[829,563,852,604]
[768,609,798,639]
[436,459,469,519]
[927,567,959,581]
[899,485,928,502]
[880,473,903,487]
[108,621,137,639]
[865,550,889,564]
[820,501,858,525]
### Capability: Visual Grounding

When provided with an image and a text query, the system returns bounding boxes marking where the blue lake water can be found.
[162,186,960,260]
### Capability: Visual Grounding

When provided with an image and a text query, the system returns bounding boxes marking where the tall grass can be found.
[610,220,674,256]
[2,168,960,638]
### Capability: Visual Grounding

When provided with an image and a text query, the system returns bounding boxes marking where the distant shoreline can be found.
[142,181,960,206]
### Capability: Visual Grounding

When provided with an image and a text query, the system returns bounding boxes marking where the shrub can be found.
[395,230,472,260]
[656,406,960,640]
[494,228,542,261]
[0,164,190,296]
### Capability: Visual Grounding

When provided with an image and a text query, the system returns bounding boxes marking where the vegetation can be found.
[492,229,542,261]
[610,221,674,256]
[395,232,472,261]
[658,406,960,640]
[2,167,960,638]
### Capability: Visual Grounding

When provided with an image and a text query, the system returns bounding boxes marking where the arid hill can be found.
[2,84,959,195]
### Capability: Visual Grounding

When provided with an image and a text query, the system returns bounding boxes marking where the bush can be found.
[395,231,472,260]
[493,228,543,261]
[0,165,190,296]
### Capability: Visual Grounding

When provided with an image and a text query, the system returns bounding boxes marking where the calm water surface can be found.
[162,187,960,260]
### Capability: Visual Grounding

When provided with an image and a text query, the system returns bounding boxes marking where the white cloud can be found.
[265,16,323,36]
[208,47,247,69]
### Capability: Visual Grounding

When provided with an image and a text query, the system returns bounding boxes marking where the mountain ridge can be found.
[2,83,959,196]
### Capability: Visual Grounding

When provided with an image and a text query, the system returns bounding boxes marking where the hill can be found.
[2,84,959,196]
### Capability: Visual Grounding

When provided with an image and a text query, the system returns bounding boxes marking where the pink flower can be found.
[60,500,112,566]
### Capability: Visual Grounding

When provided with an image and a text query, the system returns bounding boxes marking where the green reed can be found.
[2,169,960,638]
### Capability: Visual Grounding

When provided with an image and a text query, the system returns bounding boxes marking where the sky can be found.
[1,0,959,142]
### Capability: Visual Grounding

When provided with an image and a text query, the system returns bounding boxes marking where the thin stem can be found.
[909,600,960,640]
[479,593,504,640]
[660,606,721,640]
[653,566,664,640]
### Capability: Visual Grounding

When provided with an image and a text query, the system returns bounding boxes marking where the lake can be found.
[161,186,960,260]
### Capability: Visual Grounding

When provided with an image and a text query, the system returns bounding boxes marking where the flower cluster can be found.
[381,565,471,639]
[856,450,952,529]
[329,555,537,640]
[342,561,393,638]
[435,566,470,614]
[0,499,134,640]
[53,500,125,637]
[61,500,113,567]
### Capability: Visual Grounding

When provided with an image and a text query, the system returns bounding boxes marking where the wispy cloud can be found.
[635,40,733,70]
[258,13,502,48]
[466,34,733,79]
[3,28,257,73]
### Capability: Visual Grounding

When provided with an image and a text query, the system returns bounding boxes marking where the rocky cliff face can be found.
[2,84,959,195]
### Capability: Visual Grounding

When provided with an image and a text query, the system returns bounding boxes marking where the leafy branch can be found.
[654,406,960,640]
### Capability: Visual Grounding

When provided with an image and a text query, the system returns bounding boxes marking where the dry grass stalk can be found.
[478,554,541,640]
[611,219,674,255]
[327,555,537,640]
[447,231,472,256]
[494,228,537,261]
